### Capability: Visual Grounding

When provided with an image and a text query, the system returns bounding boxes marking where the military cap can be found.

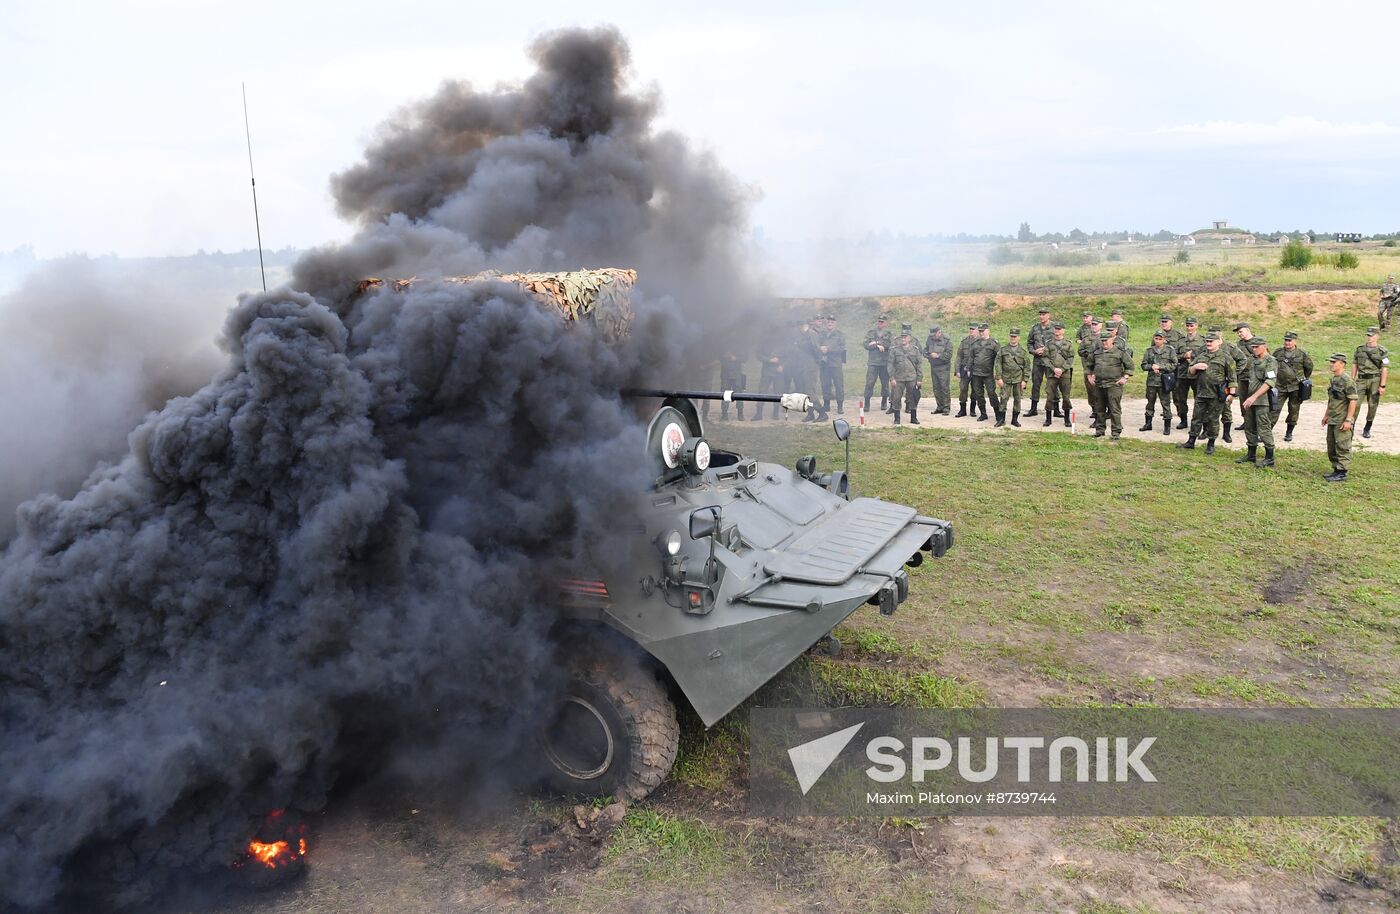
[1208,326,1222,333]
[1367,326,1380,335]
[978,322,990,330]
[1153,330,1166,339]
[969,321,979,329]
[1232,322,1250,331]
[1185,316,1199,325]
[1037,307,1050,314]
[930,324,942,333]
[877,313,889,322]
[812,313,824,322]
[1010,328,1022,336]
[1081,310,1093,317]
[1111,308,1124,316]
[1283,330,1299,341]
[1050,321,1065,330]
[1250,338,1269,349]
[1091,316,1104,325]
[1159,314,1172,321]
[826,313,837,321]
[1329,352,1348,363]
[1205,331,1222,341]
[900,322,912,334]
[1099,331,1113,340]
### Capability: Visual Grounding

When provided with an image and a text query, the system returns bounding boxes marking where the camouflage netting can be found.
[356,268,637,342]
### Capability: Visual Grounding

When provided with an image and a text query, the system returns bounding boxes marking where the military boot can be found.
[1222,424,1232,444]
[909,410,920,425]
[1163,416,1171,435]
[1139,414,1154,432]
[994,411,1006,427]
[1011,411,1021,427]
[1235,446,1257,464]
[863,397,870,412]
[1093,427,1106,438]
[1363,421,1373,439]
[1325,470,1348,482]
[1177,435,1197,449]
[1205,438,1216,455]
[1176,413,1188,429]
[1284,423,1295,442]
[1258,447,1276,468]
[956,404,968,418]
[892,411,900,425]
[1043,410,1053,427]
[1234,421,1246,431]
[1051,403,1061,418]
[880,397,888,412]
[1027,401,1039,417]
[978,405,988,421]
[1063,411,1072,428]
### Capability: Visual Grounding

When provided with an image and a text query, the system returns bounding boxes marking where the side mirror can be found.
[689,506,720,540]
[833,418,851,442]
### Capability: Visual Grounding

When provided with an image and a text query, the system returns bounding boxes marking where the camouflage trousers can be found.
[1144,385,1172,420]
[958,371,972,406]
[820,365,845,412]
[970,375,1000,415]
[752,369,786,420]
[1380,299,1395,331]
[1327,422,1354,472]
[1092,384,1125,434]
[997,380,1026,415]
[1172,375,1194,420]
[1269,387,1304,429]
[1242,400,1274,449]
[1044,370,1072,417]
[1190,396,1223,440]
[719,375,746,420]
[1030,361,1051,407]
[863,364,890,407]
[891,380,920,415]
[1357,376,1382,424]
[927,365,951,412]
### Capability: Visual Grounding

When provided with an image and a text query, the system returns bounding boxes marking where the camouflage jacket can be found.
[1354,343,1390,378]
[1174,333,1204,368]
[1326,374,1359,425]
[888,340,924,382]
[1240,353,1278,398]
[1108,320,1129,343]
[1140,345,1177,388]
[1076,323,1097,350]
[1089,345,1135,385]
[1382,281,1399,302]
[970,337,1000,375]
[955,334,978,376]
[817,329,846,367]
[863,327,893,366]
[1271,347,1314,393]
[1026,322,1054,362]
[1227,339,1253,379]
[1044,337,1076,373]
[1190,348,1236,399]
[1078,334,1100,371]
[924,333,952,370]
[994,344,1033,384]
[719,353,745,385]
[1162,328,1187,358]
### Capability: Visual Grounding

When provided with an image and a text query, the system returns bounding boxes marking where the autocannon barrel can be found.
[623,388,790,403]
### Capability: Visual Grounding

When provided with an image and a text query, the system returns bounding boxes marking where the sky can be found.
[3,0,1399,261]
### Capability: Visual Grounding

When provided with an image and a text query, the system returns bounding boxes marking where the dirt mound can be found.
[1164,290,1373,322]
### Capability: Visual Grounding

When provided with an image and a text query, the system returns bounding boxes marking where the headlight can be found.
[664,531,682,556]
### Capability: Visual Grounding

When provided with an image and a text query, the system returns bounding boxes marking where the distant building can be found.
[1213,220,1229,230]
[1335,233,1363,243]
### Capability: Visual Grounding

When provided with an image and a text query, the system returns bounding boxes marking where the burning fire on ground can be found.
[234,810,309,876]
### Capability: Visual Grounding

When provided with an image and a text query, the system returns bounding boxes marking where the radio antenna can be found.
[241,82,267,291]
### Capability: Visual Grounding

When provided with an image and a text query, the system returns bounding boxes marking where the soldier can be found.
[1109,308,1130,343]
[1322,353,1358,481]
[794,315,829,423]
[969,323,1001,421]
[1139,330,1177,435]
[718,350,746,420]
[750,331,787,421]
[1026,307,1055,418]
[1042,322,1075,428]
[1172,317,1204,430]
[1352,326,1390,438]
[1225,322,1257,437]
[1075,310,1097,353]
[1379,275,1398,332]
[994,328,1033,427]
[954,322,979,417]
[1078,316,1105,425]
[924,325,952,414]
[1235,337,1278,467]
[889,323,924,425]
[1269,331,1313,441]
[1088,330,1134,438]
[1159,314,1186,359]
[862,314,893,413]
[1178,332,1236,455]
[818,314,847,415]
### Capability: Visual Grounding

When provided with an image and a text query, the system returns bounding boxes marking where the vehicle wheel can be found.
[538,651,679,802]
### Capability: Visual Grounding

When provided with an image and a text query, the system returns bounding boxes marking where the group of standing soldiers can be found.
[712,314,852,423]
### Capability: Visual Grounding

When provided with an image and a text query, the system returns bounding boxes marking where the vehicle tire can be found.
[538,650,679,802]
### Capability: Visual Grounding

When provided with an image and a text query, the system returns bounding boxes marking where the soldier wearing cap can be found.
[1322,352,1358,481]
[954,322,979,417]
[718,349,747,420]
[889,323,923,425]
[791,314,828,423]
[969,323,1001,421]
[1235,337,1278,467]
[1110,308,1129,343]
[1088,330,1134,438]
[1224,322,1257,437]
[995,328,1033,426]
[1179,331,1235,454]
[1269,331,1314,441]
[1026,307,1056,418]
[1379,275,1398,332]
[1042,322,1075,428]
[862,313,893,414]
[1078,317,1105,424]
[924,325,952,414]
[1159,314,1186,357]
[1139,331,1177,435]
[1352,327,1390,438]
[817,313,847,415]
[1172,317,1204,429]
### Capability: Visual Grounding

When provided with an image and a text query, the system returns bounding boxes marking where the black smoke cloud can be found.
[0,26,755,909]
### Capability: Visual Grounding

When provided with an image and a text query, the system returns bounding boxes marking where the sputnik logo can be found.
[787,722,864,795]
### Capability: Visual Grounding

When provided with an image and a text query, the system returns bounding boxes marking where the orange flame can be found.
[247,839,292,867]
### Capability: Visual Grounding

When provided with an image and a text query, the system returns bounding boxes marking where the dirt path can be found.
[742,395,1400,457]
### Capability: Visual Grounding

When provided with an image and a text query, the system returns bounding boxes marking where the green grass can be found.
[670,716,746,791]
[806,656,984,707]
[602,809,735,881]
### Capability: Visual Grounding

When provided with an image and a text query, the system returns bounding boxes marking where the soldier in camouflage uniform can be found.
[969,323,1001,421]
[750,330,788,421]
[862,314,893,413]
[793,315,829,423]
[719,350,746,420]
[954,322,979,417]
[1042,322,1075,427]
[1269,331,1313,441]
[1179,331,1236,455]
[1078,317,1106,425]
[889,323,924,425]
[1352,327,1390,438]
[1088,330,1135,438]
[1322,353,1358,481]
[1026,307,1055,417]
[1109,308,1129,344]
[1379,275,1398,332]
[924,325,952,414]
[818,314,847,415]
[1076,312,1097,409]
[1172,317,1204,430]
[1139,330,1177,435]
[1224,322,1258,438]
[994,328,1033,427]
[1235,337,1278,467]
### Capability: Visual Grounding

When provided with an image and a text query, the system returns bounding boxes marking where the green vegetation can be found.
[1173,249,1190,263]
[603,809,735,880]
[1279,239,1313,269]
[1334,249,1360,270]
[806,656,984,707]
